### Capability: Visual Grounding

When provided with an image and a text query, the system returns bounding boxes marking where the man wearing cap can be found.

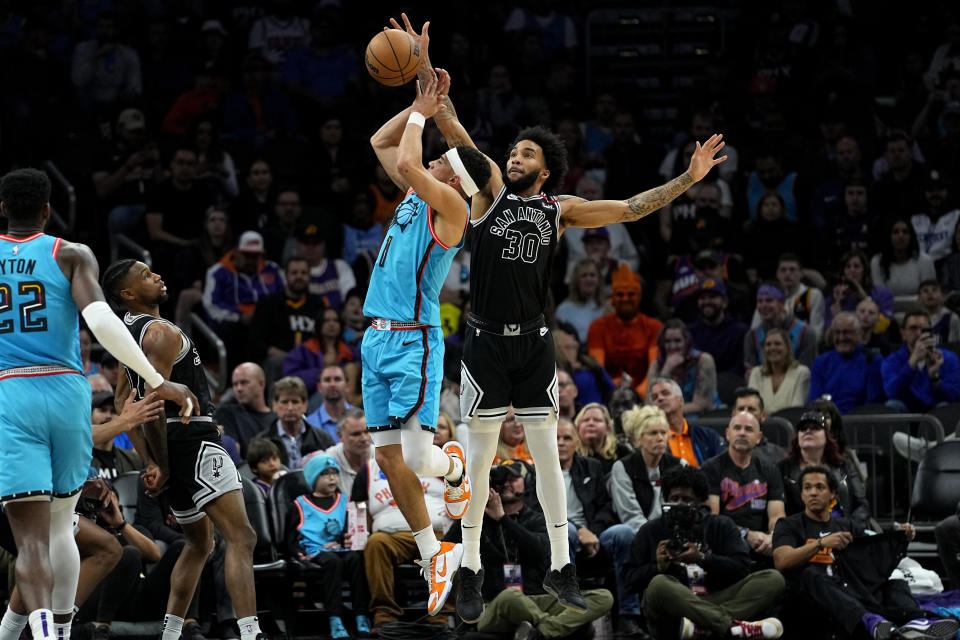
[445,457,615,640]
[809,312,885,413]
[203,231,283,365]
[689,278,749,376]
[744,282,818,373]
[93,108,163,234]
[90,390,159,480]
[295,221,355,309]
[752,254,825,337]
[563,221,640,288]
[911,169,960,262]
[588,264,663,395]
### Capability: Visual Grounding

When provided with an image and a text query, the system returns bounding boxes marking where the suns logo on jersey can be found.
[391,199,421,232]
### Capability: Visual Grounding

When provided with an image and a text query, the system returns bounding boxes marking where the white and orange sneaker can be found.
[419,541,463,616]
[442,441,471,519]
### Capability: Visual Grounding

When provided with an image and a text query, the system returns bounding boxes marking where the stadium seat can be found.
[761,417,795,449]
[909,440,960,525]
[928,403,960,437]
[716,371,745,407]
[112,470,141,525]
[847,403,901,416]
[771,406,805,427]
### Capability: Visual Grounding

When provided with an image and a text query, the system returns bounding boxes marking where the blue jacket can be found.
[691,424,725,465]
[881,345,960,411]
[202,251,284,324]
[809,346,885,413]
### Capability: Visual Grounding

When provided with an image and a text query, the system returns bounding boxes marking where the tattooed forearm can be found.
[625,172,695,220]
[436,95,459,121]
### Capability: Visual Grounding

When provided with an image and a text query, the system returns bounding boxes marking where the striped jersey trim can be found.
[0,365,81,381]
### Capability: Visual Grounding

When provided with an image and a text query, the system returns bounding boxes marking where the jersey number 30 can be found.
[502,229,540,264]
[0,281,47,334]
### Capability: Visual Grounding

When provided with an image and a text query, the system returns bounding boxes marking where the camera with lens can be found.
[489,465,513,492]
[663,501,705,556]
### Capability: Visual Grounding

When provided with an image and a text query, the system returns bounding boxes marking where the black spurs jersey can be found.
[469,186,561,323]
[123,312,217,439]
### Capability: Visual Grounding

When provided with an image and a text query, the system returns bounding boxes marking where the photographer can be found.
[624,467,785,640]
[881,310,960,411]
[445,459,613,640]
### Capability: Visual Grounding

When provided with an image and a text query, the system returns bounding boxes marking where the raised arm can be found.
[370,105,415,193]
[395,69,469,247]
[389,13,502,201]
[559,134,727,232]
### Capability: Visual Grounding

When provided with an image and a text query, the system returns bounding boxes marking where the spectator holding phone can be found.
[882,310,960,411]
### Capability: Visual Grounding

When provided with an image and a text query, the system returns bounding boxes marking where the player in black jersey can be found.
[387,13,728,623]
[102,260,267,640]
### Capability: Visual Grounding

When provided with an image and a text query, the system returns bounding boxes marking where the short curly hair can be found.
[0,168,51,222]
[511,126,568,195]
[661,466,709,503]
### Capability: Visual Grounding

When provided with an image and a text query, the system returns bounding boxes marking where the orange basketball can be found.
[365,29,421,86]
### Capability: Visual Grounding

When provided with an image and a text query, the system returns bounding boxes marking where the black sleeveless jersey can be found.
[122,312,217,439]
[468,186,562,323]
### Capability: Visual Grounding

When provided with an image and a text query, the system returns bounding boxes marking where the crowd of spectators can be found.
[4,0,960,639]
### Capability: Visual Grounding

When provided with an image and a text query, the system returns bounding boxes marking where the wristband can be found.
[407,112,426,128]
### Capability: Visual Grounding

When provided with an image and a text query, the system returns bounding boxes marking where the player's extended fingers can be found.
[401,12,413,32]
[712,155,729,165]
[388,18,401,30]
[422,21,430,39]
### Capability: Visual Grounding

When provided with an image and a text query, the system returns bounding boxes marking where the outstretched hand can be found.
[686,134,728,182]
[388,13,429,57]
[412,68,446,119]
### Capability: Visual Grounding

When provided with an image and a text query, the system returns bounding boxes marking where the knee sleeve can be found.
[50,494,81,615]
[400,417,450,477]
[462,416,500,528]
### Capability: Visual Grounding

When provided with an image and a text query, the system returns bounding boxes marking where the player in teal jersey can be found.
[0,169,197,640]
[365,62,492,615]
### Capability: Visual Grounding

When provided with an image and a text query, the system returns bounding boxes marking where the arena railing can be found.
[189,312,228,395]
[110,233,152,268]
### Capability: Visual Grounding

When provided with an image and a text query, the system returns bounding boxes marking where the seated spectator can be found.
[556,259,607,343]
[688,278,749,377]
[557,368,580,419]
[229,158,275,232]
[222,52,299,153]
[624,467,786,640]
[702,412,786,562]
[856,298,900,356]
[281,6,359,108]
[871,218,937,296]
[261,188,304,264]
[747,151,797,222]
[174,207,234,328]
[256,376,334,470]
[71,12,142,112]
[818,179,876,275]
[588,264,662,395]
[554,322,614,406]
[808,312,885,413]
[284,454,370,639]
[747,328,811,414]
[342,191,383,271]
[744,282,818,372]
[804,399,866,485]
[610,405,684,529]
[493,408,534,465]
[296,221,356,309]
[248,257,326,382]
[556,419,639,635]
[731,387,786,468]
[773,466,955,640]
[609,387,642,437]
[939,218,960,291]
[446,458,614,639]
[919,279,960,344]
[825,250,896,326]
[246,438,284,496]
[779,412,870,530]
[647,378,724,467]
[882,310,960,411]
[90,390,149,480]
[577,227,621,297]
[752,254,825,337]
[351,455,450,629]
[648,319,718,416]
[283,310,359,392]
[575,403,631,471]
[743,191,806,281]
[341,289,367,346]
[432,412,457,449]
[935,501,960,589]
[304,365,353,439]
[190,116,238,200]
[324,408,373,497]
[203,231,284,366]
[215,363,278,454]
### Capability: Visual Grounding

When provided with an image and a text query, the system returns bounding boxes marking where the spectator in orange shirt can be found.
[647,378,723,467]
[493,407,534,465]
[588,264,662,396]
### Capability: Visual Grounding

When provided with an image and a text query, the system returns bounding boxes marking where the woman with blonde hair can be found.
[609,405,685,529]
[747,327,810,413]
[556,258,607,341]
[433,411,458,448]
[575,403,631,472]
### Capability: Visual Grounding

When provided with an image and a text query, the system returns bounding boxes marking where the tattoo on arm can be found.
[625,172,695,220]
[436,95,459,122]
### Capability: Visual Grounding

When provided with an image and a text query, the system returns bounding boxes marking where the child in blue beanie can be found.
[285,454,370,639]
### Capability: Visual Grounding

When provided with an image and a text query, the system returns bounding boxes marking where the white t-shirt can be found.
[912,209,960,261]
[360,458,449,534]
[871,253,937,297]
[248,16,311,66]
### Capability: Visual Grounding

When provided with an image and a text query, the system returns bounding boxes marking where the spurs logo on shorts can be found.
[170,438,242,524]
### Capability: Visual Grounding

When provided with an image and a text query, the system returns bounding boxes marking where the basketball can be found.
[365,29,421,86]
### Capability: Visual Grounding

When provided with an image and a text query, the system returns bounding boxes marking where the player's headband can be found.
[445,148,480,197]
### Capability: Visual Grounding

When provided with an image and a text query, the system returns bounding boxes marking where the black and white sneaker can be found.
[542,563,588,613]
[899,619,960,640]
[455,567,485,623]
